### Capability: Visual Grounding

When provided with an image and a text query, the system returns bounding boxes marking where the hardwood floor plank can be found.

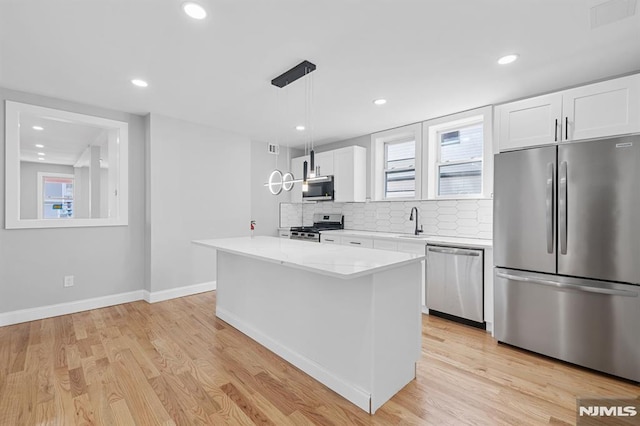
[111,349,175,425]
[69,366,88,398]
[220,382,275,426]
[148,375,198,426]
[9,322,30,373]
[109,398,137,426]
[73,393,97,425]
[1,291,638,425]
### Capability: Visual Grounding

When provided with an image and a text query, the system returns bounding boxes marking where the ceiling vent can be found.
[590,0,637,29]
[267,143,280,155]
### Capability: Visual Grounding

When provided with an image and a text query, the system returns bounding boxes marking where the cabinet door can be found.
[334,146,366,202]
[498,93,562,151]
[373,239,398,251]
[290,155,309,203]
[341,236,374,248]
[563,73,640,142]
[320,234,341,244]
[314,151,334,176]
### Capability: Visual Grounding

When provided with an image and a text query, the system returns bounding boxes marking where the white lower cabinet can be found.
[341,236,374,249]
[320,235,341,244]
[373,239,398,251]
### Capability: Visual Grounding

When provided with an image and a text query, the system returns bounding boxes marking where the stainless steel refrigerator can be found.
[494,134,640,382]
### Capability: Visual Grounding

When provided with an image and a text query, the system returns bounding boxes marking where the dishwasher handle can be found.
[427,246,481,257]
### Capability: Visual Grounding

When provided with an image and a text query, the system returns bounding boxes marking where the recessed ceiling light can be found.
[182,2,207,20]
[497,54,519,65]
[33,125,44,131]
[295,125,306,131]
[38,157,45,161]
[131,79,149,88]
[37,152,45,156]
[373,99,387,106]
[35,144,44,148]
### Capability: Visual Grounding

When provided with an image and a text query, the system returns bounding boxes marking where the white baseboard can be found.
[0,290,144,327]
[216,307,371,413]
[143,281,216,303]
[0,281,217,327]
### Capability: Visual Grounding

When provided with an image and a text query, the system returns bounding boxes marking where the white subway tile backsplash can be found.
[457,210,478,219]
[280,197,493,240]
[436,207,458,215]
[437,214,458,223]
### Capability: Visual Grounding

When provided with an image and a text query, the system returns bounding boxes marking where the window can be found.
[371,108,491,201]
[37,173,75,219]
[384,139,415,198]
[425,106,493,199]
[371,123,422,200]
[436,123,483,196]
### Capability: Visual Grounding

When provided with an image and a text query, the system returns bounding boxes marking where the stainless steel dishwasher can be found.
[426,245,484,327]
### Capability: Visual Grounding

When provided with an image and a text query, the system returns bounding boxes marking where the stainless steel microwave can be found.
[303,176,334,201]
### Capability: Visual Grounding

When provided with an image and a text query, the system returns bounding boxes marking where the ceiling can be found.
[1,0,639,148]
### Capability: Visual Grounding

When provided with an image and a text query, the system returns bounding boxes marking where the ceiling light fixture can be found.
[37,152,45,156]
[373,99,387,106]
[497,54,519,65]
[131,79,148,88]
[264,60,318,195]
[182,2,207,20]
[32,125,44,131]
[38,157,45,161]
[35,144,44,148]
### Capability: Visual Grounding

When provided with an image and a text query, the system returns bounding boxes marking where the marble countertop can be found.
[193,236,425,280]
[321,229,493,249]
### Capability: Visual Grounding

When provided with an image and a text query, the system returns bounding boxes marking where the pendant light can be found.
[265,60,319,194]
[302,160,309,192]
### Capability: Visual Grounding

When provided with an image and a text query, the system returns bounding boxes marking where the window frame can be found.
[383,137,417,199]
[423,106,493,200]
[371,123,422,201]
[37,172,76,219]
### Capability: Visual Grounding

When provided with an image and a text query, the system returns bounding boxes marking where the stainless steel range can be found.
[290,213,343,242]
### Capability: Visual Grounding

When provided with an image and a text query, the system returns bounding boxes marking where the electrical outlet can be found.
[63,275,74,287]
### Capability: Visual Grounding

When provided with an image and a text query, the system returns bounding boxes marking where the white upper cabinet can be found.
[334,146,366,203]
[563,74,640,141]
[497,73,640,152]
[313,151,334,176]
[497,94,562,151]
[290,146,366,203]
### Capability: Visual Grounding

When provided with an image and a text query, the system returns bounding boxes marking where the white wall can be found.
[0,86,146,314]
[19,162,74,219]
[146,114,252,293]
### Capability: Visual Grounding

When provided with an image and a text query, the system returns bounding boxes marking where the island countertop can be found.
[193,236,424,280]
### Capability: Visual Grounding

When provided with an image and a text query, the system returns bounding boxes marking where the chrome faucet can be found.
[409,207,423,236]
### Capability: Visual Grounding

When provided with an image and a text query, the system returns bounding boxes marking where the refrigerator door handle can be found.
[546,162,554,254]
[559,161,568,254]
[496,272,638,297]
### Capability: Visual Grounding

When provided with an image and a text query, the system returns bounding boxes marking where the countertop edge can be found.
[320,230,493,248]
[193,239,425,280]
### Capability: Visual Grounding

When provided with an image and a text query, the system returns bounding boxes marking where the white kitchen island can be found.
[193,236,424,414]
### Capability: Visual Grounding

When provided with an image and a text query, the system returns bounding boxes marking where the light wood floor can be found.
[0,292,637,425]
